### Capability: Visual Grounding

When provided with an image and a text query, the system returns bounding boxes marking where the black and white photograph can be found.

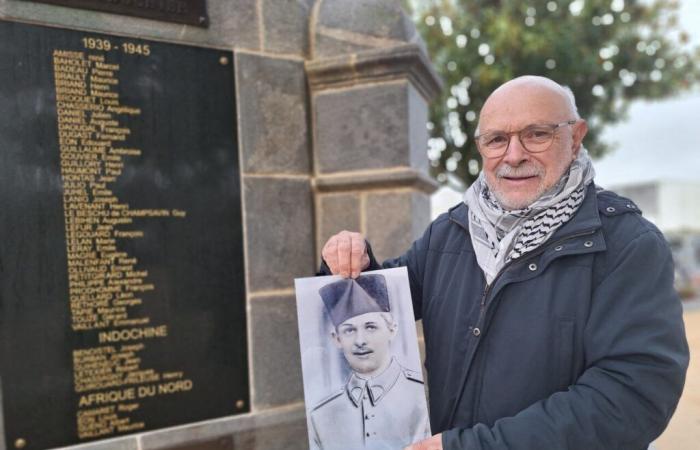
[295,267,431,450]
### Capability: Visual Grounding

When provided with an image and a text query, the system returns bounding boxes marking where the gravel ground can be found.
[654,299,700,450]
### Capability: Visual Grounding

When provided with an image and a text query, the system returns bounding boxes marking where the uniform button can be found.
[606,206,616,212]
[528,263,537,271]
[472,327,481,336]
[584,241,593,248]
[366,433,370,437]
[365,415,369,420]
[554,245,563,251]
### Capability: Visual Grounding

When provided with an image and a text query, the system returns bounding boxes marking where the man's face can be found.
[333,312,396,377]
[478,81,588,210]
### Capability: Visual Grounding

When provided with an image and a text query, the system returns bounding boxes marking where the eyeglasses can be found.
[475,120,578,158]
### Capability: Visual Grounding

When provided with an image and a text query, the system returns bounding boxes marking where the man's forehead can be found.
[479,78,572,130]
[339,312,384,326]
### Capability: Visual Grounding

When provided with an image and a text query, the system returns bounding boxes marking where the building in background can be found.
[611,181,700,298]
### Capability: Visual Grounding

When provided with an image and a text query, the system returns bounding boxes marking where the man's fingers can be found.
[336,232,352,278]
[350,236,366,278]
[322,238,339,274]
[322,231,367,278]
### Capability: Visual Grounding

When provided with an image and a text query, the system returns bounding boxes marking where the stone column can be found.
[307,0,442,261]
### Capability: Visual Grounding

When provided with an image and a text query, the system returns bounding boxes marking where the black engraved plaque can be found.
[0,19,248,450]
[18,0,210,27]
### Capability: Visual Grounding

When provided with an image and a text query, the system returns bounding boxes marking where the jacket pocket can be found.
[556,318,575,389]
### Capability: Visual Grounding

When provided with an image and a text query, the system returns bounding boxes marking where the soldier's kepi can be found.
[309,274,431,450]
[320,274,391,326]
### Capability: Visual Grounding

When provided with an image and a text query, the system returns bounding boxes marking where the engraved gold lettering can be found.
[53,42,192,441]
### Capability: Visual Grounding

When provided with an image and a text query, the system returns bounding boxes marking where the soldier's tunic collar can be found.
[346,358,402,407]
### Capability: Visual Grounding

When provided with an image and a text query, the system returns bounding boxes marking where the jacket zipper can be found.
[448,227,599,426]
[449,213,598,306]
[480,227,599,308]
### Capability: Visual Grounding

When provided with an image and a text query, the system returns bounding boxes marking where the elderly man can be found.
[320,76,689,450]
[310,274,430,450]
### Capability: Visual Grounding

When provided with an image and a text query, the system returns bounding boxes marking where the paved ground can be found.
[655,300,700,450]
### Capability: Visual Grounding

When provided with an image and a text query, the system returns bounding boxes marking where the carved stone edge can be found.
[313,168,439,194]
[305,43,444,102]
[138,402,306,449]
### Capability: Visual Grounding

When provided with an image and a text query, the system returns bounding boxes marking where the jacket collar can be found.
[345,358,401,407]
[449,183,603,240]
[549,183,602,240]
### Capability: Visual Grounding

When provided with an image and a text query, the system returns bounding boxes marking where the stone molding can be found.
[313,167,438,194]
[139,402,306,449]
[305,43,443,102]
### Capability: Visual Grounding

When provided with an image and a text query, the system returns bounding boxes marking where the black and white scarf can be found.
[464,148,595,284]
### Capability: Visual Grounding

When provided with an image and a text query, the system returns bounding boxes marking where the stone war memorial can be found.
[0,1,441,449]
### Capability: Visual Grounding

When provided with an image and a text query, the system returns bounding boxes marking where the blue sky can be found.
[594,0,700,187]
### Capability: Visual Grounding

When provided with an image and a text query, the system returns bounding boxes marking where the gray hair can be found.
[561,84,581,119]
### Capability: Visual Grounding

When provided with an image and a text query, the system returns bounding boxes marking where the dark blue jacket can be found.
[365,185,689,449]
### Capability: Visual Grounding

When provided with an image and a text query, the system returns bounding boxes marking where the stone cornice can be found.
[305,43,443,102]
[313,167,439,194]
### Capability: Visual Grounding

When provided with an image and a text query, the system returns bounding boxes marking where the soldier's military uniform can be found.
[309,358,431,450]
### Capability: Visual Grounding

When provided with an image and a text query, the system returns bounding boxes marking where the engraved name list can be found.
[53,46,191,440]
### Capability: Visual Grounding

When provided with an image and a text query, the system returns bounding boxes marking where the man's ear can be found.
[571,119,588,158]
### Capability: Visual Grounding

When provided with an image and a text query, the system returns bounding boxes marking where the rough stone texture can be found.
[314,82,412,174]
[236,53,310,174]
[312,0,427,58]
[313,33,373,58]
[234,419,309,450]
[317,193,362,250]
[262,0,313,56]
[408,84,430,174]
[0,0,260,50]
[243,177,315,292]
[306,44,443,104]
[163,437,234,450]
[365,191,430,262]
[54,436,139,450]
[230,415,308,450]
[317,0,411,40]
[249,295,304,409]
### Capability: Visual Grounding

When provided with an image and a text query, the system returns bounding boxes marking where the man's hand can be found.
[321,230,369,278]
[404,434,443,450]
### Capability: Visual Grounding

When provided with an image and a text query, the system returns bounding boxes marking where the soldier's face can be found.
[333,312,396,378]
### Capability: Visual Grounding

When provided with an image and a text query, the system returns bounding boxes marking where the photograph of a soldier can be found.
[295,267,431,450]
